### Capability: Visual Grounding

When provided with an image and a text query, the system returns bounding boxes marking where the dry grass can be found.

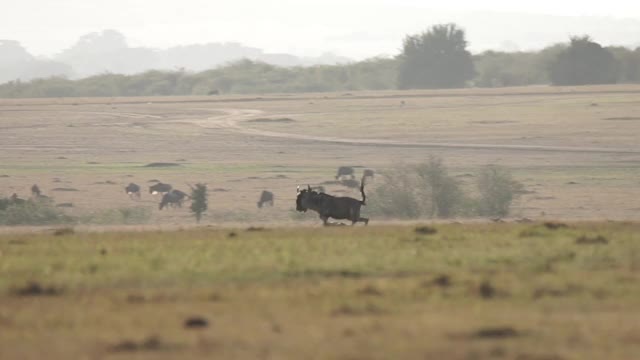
[1,222,640,359]
[1,85,640,226]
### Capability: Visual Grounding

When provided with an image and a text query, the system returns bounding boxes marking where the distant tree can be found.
[190,183,208,223]
[548,36,618,85]
[609,46,640,83]
[397,23,475,89]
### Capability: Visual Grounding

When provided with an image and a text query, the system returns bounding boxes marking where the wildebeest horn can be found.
[307,184,311,191]
[296,185,300,193]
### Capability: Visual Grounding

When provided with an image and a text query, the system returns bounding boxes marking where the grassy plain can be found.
[2,87,640,358]
[1,222,640,359]
[1,85,640,225]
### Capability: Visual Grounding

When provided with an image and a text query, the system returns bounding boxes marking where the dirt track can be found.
[195,108,640,154]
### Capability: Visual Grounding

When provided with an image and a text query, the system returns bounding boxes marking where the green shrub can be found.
[367,158,465,219]
[368,159,523,219]
[476,165,524,217]
[0,197,73,225]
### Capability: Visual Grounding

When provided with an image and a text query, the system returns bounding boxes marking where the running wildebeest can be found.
[31,184,41,197]
[125,183,141,199]
[257,190,274,208]
[335,166,355,180]
[149,182,172,195]
[159,189,189,210]
[296,176,369,226]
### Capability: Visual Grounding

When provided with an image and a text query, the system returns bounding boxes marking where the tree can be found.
[190,184,208,223]
[548,36,618,85]
[397,23,475,89]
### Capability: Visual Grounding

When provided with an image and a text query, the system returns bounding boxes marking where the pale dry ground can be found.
[1,85,640,226]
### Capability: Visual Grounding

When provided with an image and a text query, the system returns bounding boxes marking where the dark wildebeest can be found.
[31,184,41,197]
[296,176,369,226]
[335,166,355,180]
[257,190,274,208]
[149,182,172,195]
[159,189,189,210]
[363,169,375,179]
[125,183,141,199]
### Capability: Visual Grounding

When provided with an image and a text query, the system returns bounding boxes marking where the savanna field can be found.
[2,86,640,359]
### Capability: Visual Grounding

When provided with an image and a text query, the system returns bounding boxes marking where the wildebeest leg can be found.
[320,215,329,226]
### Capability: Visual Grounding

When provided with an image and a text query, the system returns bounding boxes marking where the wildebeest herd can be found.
[5,167,375,226]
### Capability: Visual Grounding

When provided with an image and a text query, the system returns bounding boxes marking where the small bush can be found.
[367,158,466,219]
[476,165,524,217]
[415,157,465,217]
[0,197,73,225]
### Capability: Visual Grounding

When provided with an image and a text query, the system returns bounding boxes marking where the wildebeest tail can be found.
[360,175,366,205]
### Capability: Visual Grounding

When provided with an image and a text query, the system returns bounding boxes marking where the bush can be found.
[367,158,465,219]
[0,197,73,225]
[476,165,524,217]
[415,158,465,217]
[368,159,523,219]
[367,167,425,219]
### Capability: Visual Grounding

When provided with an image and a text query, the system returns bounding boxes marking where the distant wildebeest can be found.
[125,183,141,199]
[149,182,172,195]
[31,184,41,197]
[363,169,375,179]
[159,189,190,210]
[335,166,355,180]
[9,193,26,205]
[296,176,369,226]
[257,190,274,208]
[208,89,220,95]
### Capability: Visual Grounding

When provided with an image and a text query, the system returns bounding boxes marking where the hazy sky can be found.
[4,0,640,59]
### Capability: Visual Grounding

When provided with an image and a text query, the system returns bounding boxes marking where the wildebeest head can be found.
[296,185,322,212]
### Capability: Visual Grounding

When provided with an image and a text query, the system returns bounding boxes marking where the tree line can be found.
[2,24,639,98]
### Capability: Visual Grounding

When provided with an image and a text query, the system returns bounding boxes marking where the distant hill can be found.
[0,30,351,84]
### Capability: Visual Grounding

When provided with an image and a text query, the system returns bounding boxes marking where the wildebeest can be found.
[159,189,189,210]
[296,176,369,226]
[363,169,375,179]
[9,193,26,205]
[125,183,141,199]
[149,182,172,195]
[335,166,355,180]
[257,190,274,208]
[31,184,41,197]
